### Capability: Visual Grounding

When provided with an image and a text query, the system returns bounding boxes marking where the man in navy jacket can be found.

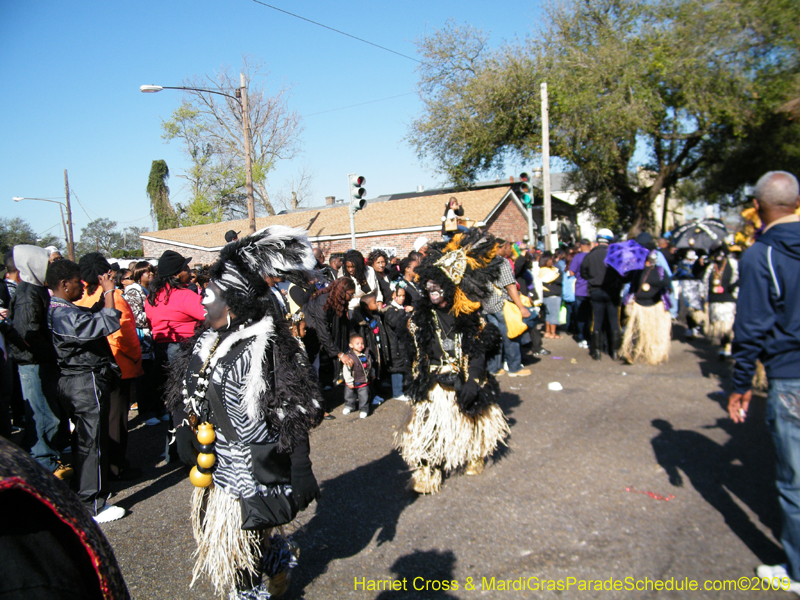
[728,170,800,591]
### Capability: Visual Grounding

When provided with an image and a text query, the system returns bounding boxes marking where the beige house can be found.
[140,182,578,265]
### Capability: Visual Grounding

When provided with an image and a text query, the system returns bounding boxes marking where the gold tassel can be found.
[452,287,481,316]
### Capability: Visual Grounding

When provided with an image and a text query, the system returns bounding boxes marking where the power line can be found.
[303,92,416,117]
[249,0,421,63]
[69,188,97,222]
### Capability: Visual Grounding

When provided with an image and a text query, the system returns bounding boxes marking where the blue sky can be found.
[0,0,545,243]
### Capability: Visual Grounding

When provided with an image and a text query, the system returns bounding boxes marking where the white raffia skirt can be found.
[190,484,270,596]
[394,383,509,478]
[620,302,672,365]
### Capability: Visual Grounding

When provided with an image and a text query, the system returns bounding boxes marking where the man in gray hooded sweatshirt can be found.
[8,245,70,478]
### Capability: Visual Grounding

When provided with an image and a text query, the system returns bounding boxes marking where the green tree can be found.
[146,160,177,230]
[161,57,303,221]
[409,0,800,233]
[76,218,123,258]
[0,218,62,254]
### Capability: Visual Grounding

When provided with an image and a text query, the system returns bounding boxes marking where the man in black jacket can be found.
[47,259,125,523]
[8,245,69,478]
[580,229,624,360]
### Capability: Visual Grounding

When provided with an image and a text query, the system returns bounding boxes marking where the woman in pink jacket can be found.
[144,251,204,425]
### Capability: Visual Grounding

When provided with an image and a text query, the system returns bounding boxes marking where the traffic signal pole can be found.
[347,173,367,250]
[348,199,357,249]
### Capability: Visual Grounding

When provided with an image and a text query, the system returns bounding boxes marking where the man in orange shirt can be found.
[76,253,143,480]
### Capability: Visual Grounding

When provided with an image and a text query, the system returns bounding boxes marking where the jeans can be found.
[485,310,537,374]
[344,385,370,413]
[18,363,61,472]
[766,378,800,581]
[574,296,592,342]
[391,373,405,398]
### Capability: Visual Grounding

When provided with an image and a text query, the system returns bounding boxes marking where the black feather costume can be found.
[394,229,510,494]
[170,226,324,598]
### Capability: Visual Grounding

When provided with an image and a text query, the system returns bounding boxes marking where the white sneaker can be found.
[394,395,410,402]
[756,564,800,593]
[93,504,126,524]
[359,411,368,419]
[578,340,589,349]
[342,407,352,415]
[371,396,385,406]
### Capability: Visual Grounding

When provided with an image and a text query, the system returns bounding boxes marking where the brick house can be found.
[140,182,578,266]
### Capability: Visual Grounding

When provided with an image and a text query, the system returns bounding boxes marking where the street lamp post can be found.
[12,195,75,260]
[140,76,257,234]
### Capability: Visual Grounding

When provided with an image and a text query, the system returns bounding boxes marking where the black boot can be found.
[612,330,623,361]
[591,332,602,361]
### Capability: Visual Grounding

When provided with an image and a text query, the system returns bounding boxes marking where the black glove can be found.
[175,425,199,467]
[456,378,480,411]
[290,434,321,512]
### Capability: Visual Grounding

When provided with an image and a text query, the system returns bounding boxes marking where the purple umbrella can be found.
[604,240,649,275]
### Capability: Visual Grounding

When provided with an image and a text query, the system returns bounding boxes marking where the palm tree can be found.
[147,160,177,230]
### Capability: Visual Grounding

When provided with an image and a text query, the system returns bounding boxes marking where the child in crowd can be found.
[342,333,374,419]
[382,286,413,401]
[352,292,387,406]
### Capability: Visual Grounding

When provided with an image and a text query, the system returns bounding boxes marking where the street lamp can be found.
[13,195,75,260]
[140,75,256,233]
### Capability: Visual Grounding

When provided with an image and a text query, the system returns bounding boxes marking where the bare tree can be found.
[273,166,315,212]
[162,56,304,220]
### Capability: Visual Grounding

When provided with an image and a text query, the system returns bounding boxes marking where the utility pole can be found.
[63,169,76,260]
[541,82,552,251]
[240,73,256,234]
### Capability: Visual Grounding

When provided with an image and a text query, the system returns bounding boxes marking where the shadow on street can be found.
[651,418,783,565]
[292,450,417,596]
[375,549,460,600]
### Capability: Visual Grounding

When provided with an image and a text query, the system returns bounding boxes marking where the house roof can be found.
[141,186,517,251]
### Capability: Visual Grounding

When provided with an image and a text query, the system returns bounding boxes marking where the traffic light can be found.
[519,172,532,208]
[348,174,367,212]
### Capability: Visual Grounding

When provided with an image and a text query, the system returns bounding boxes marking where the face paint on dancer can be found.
[426,281,446,307]
[202,281,231,329]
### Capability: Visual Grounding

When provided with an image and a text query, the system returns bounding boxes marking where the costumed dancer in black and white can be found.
[167,226,324,599]
[394,229,509,494]
[703,242,739,359]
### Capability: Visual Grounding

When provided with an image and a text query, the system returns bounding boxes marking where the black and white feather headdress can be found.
[209,225,317,321]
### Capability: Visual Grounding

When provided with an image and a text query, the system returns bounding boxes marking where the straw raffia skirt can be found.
[394,383,509,494]
[620,302,672,365]
[190,484,272,597]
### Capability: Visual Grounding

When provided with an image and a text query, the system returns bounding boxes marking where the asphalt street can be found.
[101,328,789,599]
